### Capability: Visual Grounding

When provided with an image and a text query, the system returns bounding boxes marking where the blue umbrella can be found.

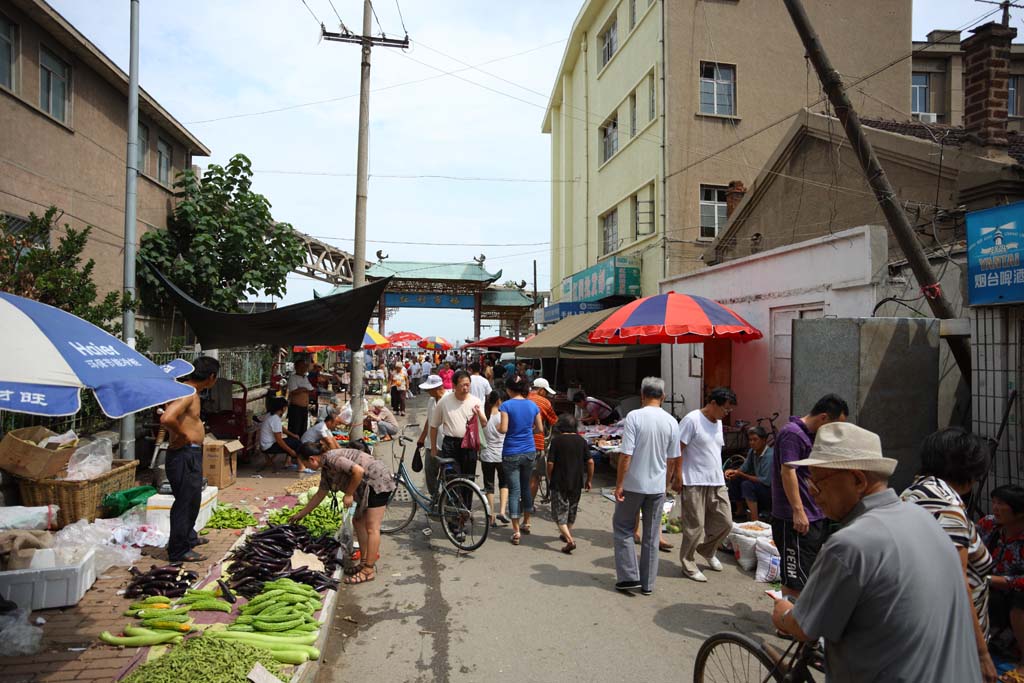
[0,292,196,418]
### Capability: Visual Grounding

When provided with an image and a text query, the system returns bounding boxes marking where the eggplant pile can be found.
[226,525,340,598]
[125,564,199,599]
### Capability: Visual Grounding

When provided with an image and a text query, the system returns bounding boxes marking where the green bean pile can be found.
[206,504,258,529]
[119,635,287,683]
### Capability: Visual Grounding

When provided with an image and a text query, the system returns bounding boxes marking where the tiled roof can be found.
[482,288,536,307]
[860,117,1024,165]
[365,261,501,282]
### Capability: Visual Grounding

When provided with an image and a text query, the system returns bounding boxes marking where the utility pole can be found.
[120,0,140,459]
[532,259,539,337]
[782,0,973,385]
[322,3,408,439]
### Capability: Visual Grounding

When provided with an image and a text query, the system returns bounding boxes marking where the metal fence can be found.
[0,347,274,438]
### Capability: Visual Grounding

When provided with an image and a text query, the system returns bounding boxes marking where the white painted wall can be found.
[659,225,888,422]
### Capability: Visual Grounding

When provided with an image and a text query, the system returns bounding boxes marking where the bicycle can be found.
[693,632,822,682]
[379,434,491,552]
[755,412,780,447]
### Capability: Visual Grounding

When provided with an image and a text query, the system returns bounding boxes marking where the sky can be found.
[49,0,1004,342]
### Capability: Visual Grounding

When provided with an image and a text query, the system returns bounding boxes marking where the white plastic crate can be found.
[0,548,96,611]
[144,486,219,537]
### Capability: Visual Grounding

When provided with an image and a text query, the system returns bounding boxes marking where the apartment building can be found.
[910,28,1024,131]
[0,0,210,299]
[544,0,910,302]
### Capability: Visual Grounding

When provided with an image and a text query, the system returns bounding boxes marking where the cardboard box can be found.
[203,437,242,489]
[0,427,77,480]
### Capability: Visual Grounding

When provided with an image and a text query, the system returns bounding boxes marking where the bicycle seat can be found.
[434,457,457,466]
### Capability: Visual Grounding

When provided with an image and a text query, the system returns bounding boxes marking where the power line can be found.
[306,235,549,247]
[325,0,349,32]
[368,0,385,36]
[298,0,322,26]
[253,169,578,183]
[184,38,565,125]
[394,0,408,35]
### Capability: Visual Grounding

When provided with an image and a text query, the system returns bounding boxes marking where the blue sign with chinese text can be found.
[534,301,608,324]
[967,201,1024,306]
[384,292,476,309]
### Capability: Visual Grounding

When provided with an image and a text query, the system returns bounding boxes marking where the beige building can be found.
[543,0,911,301]
[0,0,209,302]
[910,28,1024,130]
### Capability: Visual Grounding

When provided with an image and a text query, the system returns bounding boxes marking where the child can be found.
[546,414,593,554]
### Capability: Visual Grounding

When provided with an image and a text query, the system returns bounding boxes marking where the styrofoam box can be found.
[144,486,219,537]
[0,548,96,611]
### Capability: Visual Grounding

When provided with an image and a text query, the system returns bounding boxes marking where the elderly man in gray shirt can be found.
[771,422,981,683]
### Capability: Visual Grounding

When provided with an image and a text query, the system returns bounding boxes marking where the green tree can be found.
[138,153,304,312]
[0,207,142,346]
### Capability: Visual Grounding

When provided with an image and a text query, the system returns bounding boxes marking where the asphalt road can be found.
[316,395,782,683]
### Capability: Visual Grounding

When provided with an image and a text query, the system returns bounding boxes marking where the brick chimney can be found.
[961,22,1018,153]
[725,180,747,218]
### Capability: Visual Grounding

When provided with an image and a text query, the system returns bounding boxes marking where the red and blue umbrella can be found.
[589,292,763,345]
[418,336,452,351]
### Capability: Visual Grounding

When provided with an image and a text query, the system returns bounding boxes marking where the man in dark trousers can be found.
[160,356,219,563]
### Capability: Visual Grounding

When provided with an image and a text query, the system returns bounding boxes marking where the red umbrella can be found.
[387,331,421,343]
[589,292,762,344]
[463,335,522,349]
[418,336,452,351]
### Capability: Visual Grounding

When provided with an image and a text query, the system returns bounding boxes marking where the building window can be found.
[602,209,618,255]
[699,185,728,239]
[770,305,824,383]
[600,114,618,163]
[600,18,617,67]
[649,72,656,121]
[39,46,69,122]
[629,0,637,29]
[911,72,930,114]
[157,137,172,185]
[1010,76,1019,117]
[634,186,655,237]
[629,92,637,137]
[137,122,149,174]
[0,14,15,91]
[699,62,735,116]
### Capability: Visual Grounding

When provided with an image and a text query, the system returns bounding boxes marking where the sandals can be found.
[343,562,365,576]
[521,524,532,535]
[561,541,576,554]
[344,565,375,585]
[511,532,521,546]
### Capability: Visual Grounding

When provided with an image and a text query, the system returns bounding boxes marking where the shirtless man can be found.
[160,356,219,563]
[287,358,314,440]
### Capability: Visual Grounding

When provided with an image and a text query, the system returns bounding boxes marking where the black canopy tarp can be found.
[145,262,391,350]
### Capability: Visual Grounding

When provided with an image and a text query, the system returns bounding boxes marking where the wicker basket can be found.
[18,459,139,529]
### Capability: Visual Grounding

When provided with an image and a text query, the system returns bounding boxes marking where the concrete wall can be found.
[546,0,664,300]
[659,225,886,422]
[663,0,911,277]
[0,0,197,297]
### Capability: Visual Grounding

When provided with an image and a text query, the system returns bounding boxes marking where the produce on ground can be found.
[662,515,683,534]
[266,502,342,538]
[285,475,320,495]
[226,525,340,598]
[99,628,184,647]
[119,634,287,683]
[206,504,258,529]
[125,564,198,599]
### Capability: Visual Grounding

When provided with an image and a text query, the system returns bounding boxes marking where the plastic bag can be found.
[37,430,77,449]
[64,438,113,481]
[755,536,781,583]
[52,518,141,574]
[336,503,357,568]
[728,521,772,571]
[102,485,157,517]
[0,505,59,530]
[0,609,43,657]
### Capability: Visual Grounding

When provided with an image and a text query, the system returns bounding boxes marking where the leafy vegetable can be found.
[206,504,258,529]
[119,635,287,683]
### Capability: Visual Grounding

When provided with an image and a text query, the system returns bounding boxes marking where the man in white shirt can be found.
[468,362,492,404]
[409,359,422,396]
[259,397,302,470]
[301,406,341,452]
[286,358,315,436]
[671,387,736,582]
[430,371,484,499]
[417,375,447,498]
[421,357,433,383]
[613,377,681,595]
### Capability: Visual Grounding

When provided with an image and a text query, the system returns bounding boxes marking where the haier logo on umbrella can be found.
[68,342,122,357]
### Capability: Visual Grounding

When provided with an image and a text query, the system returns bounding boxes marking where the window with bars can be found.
[911,72,930,114]
[699,185,728,239]
[770,305,824,383]
[629,0,637,29]
[137,122,149,174]
[0,14,14,91]
[649,72,656,121]
[157,137,172,185]
[629,92,637,137]
[1011,76,1019,118]
[600,18,617,67]
[602,209,618,255]
[39,46,69,122]
[600,114,618,163]
[633,186,655,237]
[699,62,735,116]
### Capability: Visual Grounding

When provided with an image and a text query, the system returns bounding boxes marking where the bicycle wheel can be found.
[693,632,782,683]
[722,455,746,471]
[380,480,418,534]
[438,478,490,551]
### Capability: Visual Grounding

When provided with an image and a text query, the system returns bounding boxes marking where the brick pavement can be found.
[0,464,312,683]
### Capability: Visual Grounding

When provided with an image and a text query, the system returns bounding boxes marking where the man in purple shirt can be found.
[771,393,848,599]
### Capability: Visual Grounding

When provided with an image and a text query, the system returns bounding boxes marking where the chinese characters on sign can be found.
[560,256,642,303]
[384,293,476,309]
[967,201,1024,306]
[0,390,49,407]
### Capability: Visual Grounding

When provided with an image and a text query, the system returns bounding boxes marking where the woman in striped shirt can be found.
[901,427,995,683]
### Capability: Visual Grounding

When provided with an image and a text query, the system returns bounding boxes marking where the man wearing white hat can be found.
[417,375,448,498]
[530,378,559,502]
[771,422,982,682]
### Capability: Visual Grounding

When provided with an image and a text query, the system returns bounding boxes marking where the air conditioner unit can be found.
[916,112,939,123]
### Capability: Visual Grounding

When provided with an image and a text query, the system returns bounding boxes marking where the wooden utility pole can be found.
[781,0,972,384]
[321,4,408,438]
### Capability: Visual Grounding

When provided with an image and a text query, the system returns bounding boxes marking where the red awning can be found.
[463,336,523,349]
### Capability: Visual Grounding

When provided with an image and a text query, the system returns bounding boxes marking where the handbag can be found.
[461,414,481,451]
[411,445,424,473]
